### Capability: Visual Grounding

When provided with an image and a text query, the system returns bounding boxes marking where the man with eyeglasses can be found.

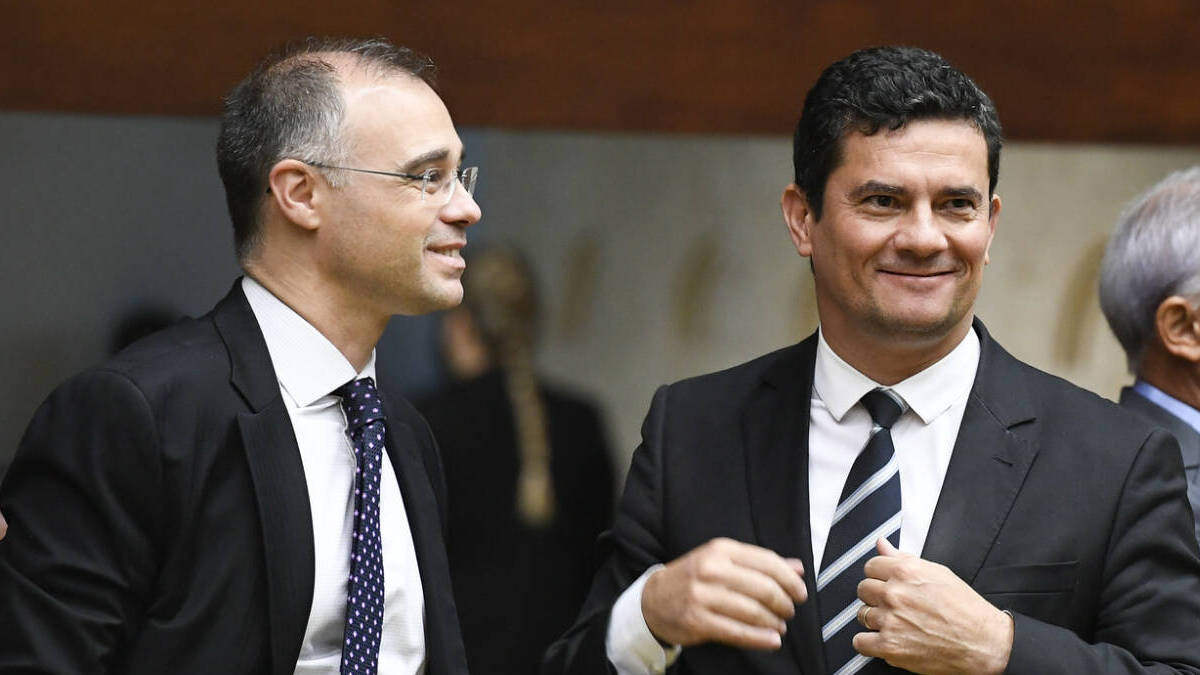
[0,37,479,674]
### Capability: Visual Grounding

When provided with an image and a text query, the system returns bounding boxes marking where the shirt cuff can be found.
[606,565,683,675]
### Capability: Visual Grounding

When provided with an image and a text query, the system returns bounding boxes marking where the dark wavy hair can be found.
[793,46,1003,219]
[216,37,437,260]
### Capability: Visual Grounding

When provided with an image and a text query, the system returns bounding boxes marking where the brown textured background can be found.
[3,0,1198,143]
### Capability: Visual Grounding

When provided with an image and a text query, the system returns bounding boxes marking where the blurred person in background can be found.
[419,246,614,674]
[1100,166,1200,544]
[108,305,181,355]
[0,306,177,547]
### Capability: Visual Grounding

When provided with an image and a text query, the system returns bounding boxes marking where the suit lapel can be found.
[214,282,315,675]
[381,402,467,675]
[742,335,825,674]
[921,321,1038,583]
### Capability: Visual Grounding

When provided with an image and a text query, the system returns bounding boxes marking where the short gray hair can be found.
[1099,166,1200,373]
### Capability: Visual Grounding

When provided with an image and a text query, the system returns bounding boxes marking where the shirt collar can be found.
[814,325,980,425]
[1133,380,1200,434]
[241,276,375,406]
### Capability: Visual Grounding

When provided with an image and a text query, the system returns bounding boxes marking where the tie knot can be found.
[337,377,385,430]
[860,388,905,429]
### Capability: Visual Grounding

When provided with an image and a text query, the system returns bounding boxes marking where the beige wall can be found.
[473,130,1200,466]
[0,112,1196,475]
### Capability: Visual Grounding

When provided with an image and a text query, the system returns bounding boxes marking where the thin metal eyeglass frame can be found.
[308,163,478,202]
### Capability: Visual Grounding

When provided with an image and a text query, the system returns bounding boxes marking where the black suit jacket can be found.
[0,283,468,674]
[1119,386,1200,545]
[544,321,1200,674]
[418,369,615,674]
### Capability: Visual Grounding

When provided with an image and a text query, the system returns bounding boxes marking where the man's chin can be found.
[870,310,967,342]
[427,282,465,311]
[392,283,463,316]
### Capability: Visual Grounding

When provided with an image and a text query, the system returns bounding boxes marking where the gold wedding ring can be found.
[858,604,875,630]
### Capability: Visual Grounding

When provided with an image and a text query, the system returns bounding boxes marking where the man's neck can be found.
[1139,349,1200,411]
[820,319,974,386]
[242,260,386,372]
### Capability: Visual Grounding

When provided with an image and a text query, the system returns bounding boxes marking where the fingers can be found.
[0,509,6,541]
[853,629,885,659]
[699,540,805,620]
[702,583,792,634]
[725,545,807,605]
[785,559,807,602]
[876,536,902,556]
[699,609,785,650]
[642,538,807,649]
[857,577,887,608]
[863,537,912,581]
[727,542,807,599]
[856,604,875,631]
[854,551,1013,674]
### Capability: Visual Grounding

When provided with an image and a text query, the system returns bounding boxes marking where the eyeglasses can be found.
[309,163,478,204]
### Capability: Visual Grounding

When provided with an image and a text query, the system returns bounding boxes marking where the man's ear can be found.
[781,183,816,258]
[266,159,323,231]
[1155,295,1200,363]
[983,193,1001,265]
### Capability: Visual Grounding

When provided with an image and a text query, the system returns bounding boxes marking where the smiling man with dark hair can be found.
[545,46,1200,675]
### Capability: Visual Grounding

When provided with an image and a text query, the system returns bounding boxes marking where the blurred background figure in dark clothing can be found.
[418,246,615,674]
[0,304,180,543]
[109,305,180,354]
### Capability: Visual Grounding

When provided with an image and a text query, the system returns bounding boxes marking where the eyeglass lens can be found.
[423,167,478,203]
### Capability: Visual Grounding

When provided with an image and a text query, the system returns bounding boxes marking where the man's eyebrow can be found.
[848,181,907,200]
[941,186,984,202]
[397,148,453,173]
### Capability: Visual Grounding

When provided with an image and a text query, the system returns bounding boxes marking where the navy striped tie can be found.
[818,388,906,675]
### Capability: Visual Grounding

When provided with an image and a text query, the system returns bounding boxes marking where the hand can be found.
[0,509,6,541]
[854,538,1013,675]
[642,537,806,650]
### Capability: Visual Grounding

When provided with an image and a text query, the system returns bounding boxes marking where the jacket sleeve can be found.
[0,369,164,673]
[1005,429,1200,674]
[543,385,672,675]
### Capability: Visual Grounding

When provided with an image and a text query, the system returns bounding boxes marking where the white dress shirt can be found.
[606,327,981,674]
[242,277,427,675]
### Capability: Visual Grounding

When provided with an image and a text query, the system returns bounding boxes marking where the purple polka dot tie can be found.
[337,377,387,674]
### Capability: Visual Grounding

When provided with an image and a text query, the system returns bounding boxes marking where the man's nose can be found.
[892,204,947,256]
[441,184,482,226]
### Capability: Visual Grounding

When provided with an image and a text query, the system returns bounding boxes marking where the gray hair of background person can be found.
[1099,166,1200,373]
[792,45,1004,220]
[215,36,437,261]
[459,246,556,526]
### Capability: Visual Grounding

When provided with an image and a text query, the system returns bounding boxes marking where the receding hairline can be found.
[260,49,433,97]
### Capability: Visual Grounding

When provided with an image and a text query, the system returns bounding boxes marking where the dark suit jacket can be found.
[0,283,468,674]
[1119,386,1200,545]
[543,321,1200,674]
[418,369,614,675]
